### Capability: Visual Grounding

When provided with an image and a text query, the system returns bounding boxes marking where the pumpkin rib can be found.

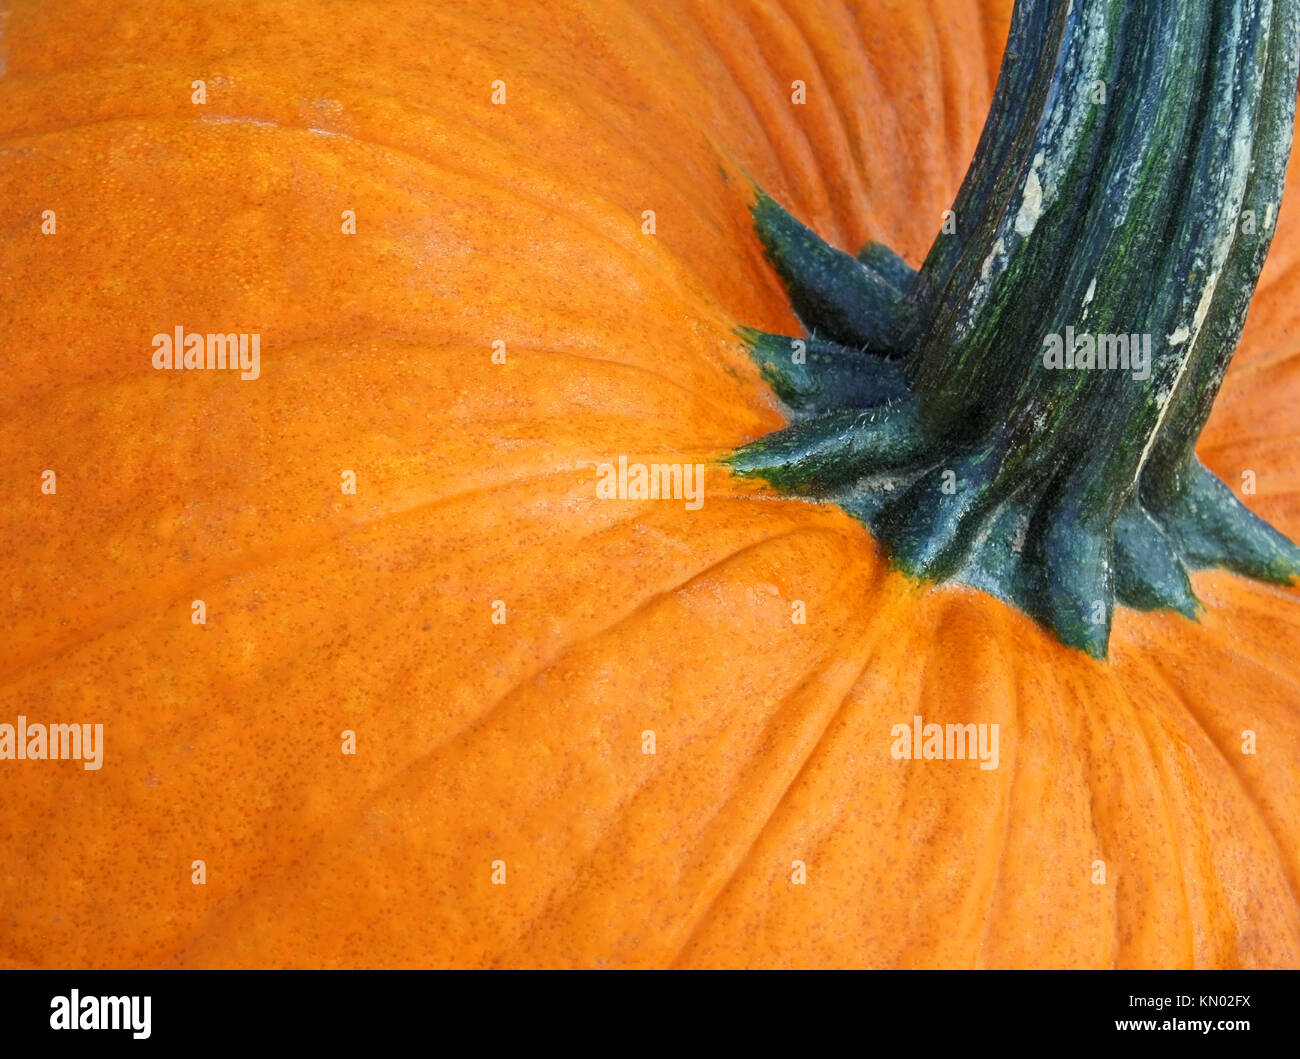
[0,51,753,277]
[589,1,730,147]
[0,329,758,432]
[692,2,843,247]
[496,346,750,424]
[465,107,743,267]
[1,435,777,689]
[1181,617,1300,694]
[835,6,901,217]
[15,7,811,343]
[1057,646,1185,966]
[664,662,878,965]
[1200,575,1300,614]
[0,466,634,682]
[770,0,876,201]
[1064,656,1123,966]
[1172,733,1299,963]
[668,579,919,968]
[842,0,1005,251]
[246,112,743,317]
[999,618,1124,967]
[309,522,857,804]
[1060,636,1133,966]
[474,6,757,233]
[925,0,1000,189]
[12,488,873,966]
[284,332,763,431]
[509,598,892,967]
[1205,569,1300,615]
[495,560,894,968]
[1131,637,1300,964]
[632,2,803,215]
[759,0,872,232]
[972,604,1018,969]
[1142,597,1300,881]
[902,595,1021,964]
[816,8,908,241]
[670,587,1019,968]
[1137,648,1300,927]
[911,0,949,187]
[568,63,803,267]
[916,600,1023,963]
[1093,638,1219,964]
[0,118,769,413]
[1171,578,1300,682]
[136,335,764,425]
[166,523,884,968]
[1122,662,1200,966]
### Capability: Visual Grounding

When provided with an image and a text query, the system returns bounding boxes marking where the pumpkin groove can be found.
[0,0,1297,970]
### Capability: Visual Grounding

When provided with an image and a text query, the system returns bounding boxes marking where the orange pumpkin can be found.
[1,0,1298,969]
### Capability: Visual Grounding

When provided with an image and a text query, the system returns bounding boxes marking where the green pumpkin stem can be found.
[729,0,1300,658]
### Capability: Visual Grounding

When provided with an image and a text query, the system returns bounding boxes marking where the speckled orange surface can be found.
[0,0,1297,968]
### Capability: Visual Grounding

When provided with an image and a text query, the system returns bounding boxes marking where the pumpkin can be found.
[0,0,1298,970]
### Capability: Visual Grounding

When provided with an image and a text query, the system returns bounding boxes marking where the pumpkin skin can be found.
[0,0,1298,970]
